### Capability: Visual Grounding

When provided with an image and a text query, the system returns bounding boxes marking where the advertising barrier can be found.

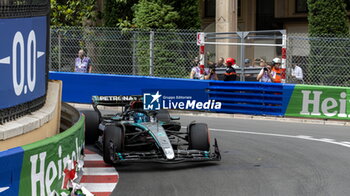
[285,85,350,120]
[0,113,84,196]
[49,72,350,121]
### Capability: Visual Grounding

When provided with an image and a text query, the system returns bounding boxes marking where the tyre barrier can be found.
[0,103,85,196]
[49,72,350,121]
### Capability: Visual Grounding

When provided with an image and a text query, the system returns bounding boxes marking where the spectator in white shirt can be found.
[291,64,304,83]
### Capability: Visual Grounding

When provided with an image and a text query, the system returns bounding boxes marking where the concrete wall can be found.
[0,81,62,151]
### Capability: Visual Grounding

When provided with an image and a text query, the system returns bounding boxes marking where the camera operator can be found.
[257,62,274,83]
[205,63,219,80]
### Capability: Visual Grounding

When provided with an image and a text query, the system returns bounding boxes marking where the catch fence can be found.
[50,27,350,86]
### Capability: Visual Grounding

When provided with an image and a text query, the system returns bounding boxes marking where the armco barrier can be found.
[49,72,350,120]
[0,104,84,196]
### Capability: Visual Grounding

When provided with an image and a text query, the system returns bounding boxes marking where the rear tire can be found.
[81,110,99,145]
[103,126,124,164]
[188,123,210,151]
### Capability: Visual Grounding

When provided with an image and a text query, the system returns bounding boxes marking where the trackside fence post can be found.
[149,31,155,76]
[132,32,137,75]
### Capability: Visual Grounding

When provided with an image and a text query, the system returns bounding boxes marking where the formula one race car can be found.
[81,95,221,164]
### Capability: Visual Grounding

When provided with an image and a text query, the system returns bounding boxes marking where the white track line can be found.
[84,167,119,175]
[85,154,104,161]
[210,128,350,149]
[80,183,116,192]
[181,126,350,149]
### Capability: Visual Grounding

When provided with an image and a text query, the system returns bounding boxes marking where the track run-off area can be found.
[86,113,350,196]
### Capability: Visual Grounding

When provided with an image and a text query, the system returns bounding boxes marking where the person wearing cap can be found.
[271,57,282,83]
[224,58,237,81]
[244,58,251,67]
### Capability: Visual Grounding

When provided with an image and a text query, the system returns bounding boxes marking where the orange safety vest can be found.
[272,67,282,83]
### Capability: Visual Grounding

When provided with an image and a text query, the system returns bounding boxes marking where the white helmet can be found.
[272,57,281,64]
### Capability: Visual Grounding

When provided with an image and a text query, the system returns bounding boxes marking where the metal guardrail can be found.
[215,67,262,75]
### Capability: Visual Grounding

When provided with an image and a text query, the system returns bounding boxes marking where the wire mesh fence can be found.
[50,27,350,86]
[287,33,350,86]
[50,27,199,78]
[0,0,49,18]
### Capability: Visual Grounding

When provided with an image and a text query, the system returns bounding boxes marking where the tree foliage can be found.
[103,0,200,30]
[161,0,201,29]
[308,0,349,36]
[104,0,139,27]
[132,0,179,29]
[50,0,97,26]
[306,0,350,85]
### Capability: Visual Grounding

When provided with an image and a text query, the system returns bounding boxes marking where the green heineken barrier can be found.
[18,115,85,196]
[285,85,350,120]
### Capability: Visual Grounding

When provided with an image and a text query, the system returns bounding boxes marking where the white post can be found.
[149,31,154,76]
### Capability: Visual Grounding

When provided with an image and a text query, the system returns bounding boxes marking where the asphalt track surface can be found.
[87,114,350,196]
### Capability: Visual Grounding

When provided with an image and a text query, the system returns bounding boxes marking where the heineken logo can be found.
[29,138,83,196]
[300,90,349,118]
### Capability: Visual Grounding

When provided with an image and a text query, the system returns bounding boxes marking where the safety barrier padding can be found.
[0,104,84,196]
[49,72,350,120]
[49,72,208,104]
[207,81,295,116]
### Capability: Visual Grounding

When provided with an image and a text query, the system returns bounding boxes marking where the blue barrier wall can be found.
[0,147,24,196]
[49,72,295,116]
[208,81,295,116]
[49,72,209,104]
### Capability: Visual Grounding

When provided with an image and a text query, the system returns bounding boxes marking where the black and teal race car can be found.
[81,95,221,164]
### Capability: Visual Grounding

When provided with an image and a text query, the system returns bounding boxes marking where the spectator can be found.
[190,58,206,80]
[231,58,240,69]
[291,64,304,83]
[223,58,237,81]
[216,57,226,68]
[244,58,251,67]
[271,57,282,83]
[257,64,274,83]
[205,63,219,80]
[75,49,92,73]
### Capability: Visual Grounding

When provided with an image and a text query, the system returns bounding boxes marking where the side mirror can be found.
[170,116,180,120]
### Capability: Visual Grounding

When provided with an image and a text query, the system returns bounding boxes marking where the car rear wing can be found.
[91,95,143,121]
[92,95,142,107]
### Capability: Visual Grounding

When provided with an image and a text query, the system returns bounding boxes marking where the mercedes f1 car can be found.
[81,95,221,164]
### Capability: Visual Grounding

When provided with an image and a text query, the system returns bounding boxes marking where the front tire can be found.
[103,126,124,164]
[188,123,210,151]
[81,110,99,145]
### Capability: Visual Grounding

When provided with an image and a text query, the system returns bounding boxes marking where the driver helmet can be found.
[133,112,150,123]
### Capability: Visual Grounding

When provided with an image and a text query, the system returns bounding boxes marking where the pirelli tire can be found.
[81,110,100,145]
[188,123,210,151]
[103,126,124,164]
